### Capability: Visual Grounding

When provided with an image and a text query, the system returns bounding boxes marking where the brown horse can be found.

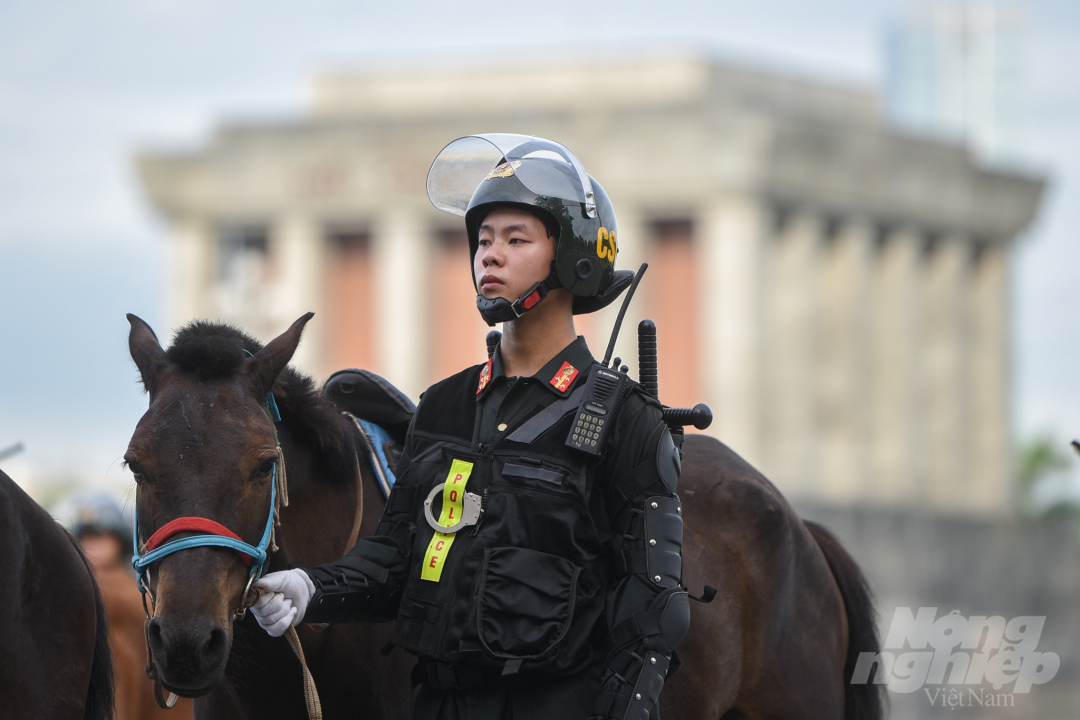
[125,313,415,718]
[125,313,882,720]
[0,469,115,720]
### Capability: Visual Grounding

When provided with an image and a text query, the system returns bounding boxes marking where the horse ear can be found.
[245,313,314,397]
[127,313,168,395]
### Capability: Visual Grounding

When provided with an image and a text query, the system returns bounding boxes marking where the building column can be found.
[762,209,823,495]
[968,242,1012,515]
[698,193,768,467]
[271,213,326,378]
[817,218,874,503]
[167,217,214,331]
[871,227,922,505]
[921,236,970,511]
[646,219,698,409]
[373,208,429,400]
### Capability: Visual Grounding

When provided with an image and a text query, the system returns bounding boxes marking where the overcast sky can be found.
[1,0,1078,499]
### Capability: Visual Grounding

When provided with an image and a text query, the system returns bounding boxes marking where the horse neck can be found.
[270,421,380,569]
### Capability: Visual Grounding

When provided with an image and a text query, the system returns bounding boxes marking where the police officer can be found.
[251,135,688,720]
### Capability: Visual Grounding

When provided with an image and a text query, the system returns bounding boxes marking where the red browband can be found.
[144,517,253,566]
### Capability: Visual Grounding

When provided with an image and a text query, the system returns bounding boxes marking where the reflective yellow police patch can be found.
[421,459,474,582]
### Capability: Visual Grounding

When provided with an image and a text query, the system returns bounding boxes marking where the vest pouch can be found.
[494,452,588,504]
[395,597,444,657]
[466,546,600,676]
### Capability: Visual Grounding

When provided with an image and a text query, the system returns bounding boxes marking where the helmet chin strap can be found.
[476,269,561,327]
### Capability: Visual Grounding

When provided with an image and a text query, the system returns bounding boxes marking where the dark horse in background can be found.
[0,469,115,720]
[125,312,884,720]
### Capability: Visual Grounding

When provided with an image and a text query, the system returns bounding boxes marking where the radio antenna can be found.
[602,263,648,368]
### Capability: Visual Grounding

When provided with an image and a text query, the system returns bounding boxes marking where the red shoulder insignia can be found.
[477,358,493,395]
[549,361,578,393]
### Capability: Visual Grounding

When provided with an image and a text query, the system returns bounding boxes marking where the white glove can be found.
[251,569,316,637]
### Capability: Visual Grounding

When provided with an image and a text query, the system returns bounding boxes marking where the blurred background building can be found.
[887,2,1023,166]
[138,55,1043,518]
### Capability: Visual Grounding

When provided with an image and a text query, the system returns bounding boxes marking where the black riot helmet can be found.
[427,134,633,326]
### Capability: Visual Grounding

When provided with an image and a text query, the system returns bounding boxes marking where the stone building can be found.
[137,55,1045,518]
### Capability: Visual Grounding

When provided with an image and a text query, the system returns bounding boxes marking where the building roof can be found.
[138,54,1045,243]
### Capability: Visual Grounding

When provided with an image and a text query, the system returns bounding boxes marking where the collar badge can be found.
[549,361,578,393]
[477,358,493,395]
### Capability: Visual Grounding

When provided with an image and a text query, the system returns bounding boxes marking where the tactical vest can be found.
[390,362,626,679]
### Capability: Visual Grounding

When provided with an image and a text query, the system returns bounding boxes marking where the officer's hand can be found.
[251,569,315,637]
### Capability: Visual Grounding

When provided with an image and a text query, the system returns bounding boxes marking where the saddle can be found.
[324,369,415,443]
[324,369,416,496]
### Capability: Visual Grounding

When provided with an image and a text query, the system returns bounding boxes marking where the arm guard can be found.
[595,407,686,719]
[302,535,407,624]
[591,587,690,720]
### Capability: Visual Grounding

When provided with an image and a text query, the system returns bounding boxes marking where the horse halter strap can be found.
[131,368,284,595]
[138,516,263,568]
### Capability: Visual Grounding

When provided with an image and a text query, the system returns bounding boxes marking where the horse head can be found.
[125,312,312,697]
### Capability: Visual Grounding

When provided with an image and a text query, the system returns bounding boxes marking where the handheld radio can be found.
[565,263,648,455]
[566,366,627,453]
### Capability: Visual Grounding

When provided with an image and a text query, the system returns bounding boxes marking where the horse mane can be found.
[165,320,357,481]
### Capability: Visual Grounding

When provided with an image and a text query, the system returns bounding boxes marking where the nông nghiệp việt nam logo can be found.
[851,607,1060,703]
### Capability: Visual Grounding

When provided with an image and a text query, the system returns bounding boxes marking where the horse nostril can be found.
[202,625,227,668]
[147,618,166,662]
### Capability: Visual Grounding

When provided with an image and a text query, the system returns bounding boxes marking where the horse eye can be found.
[254,460,275,478]
[128,462,147,482]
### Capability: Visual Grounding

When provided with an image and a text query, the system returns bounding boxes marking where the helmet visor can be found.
[427,134,597,217]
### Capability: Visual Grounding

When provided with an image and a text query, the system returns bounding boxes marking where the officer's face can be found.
[474,208,555,302]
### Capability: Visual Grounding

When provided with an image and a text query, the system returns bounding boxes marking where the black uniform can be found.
[303,337,686,720]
